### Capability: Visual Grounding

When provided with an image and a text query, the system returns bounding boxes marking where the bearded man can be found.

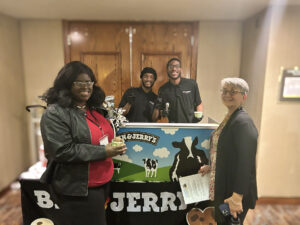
[119,67,158,122]
[154,58,203,123]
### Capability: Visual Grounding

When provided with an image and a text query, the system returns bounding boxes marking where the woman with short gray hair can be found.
[221,77,249,94]
[199,77,258,225]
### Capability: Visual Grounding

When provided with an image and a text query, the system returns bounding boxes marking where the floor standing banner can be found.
[107,123,217,225]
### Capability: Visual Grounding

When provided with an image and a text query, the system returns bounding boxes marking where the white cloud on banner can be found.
[113,154,132,163]
[153,147,170,158]
[133,144,143,152]
[161,128,179,135]
[201,139,210,149]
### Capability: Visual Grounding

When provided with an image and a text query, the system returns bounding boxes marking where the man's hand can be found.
[192,116,203,123]
[143,101,155,120]
[154,97,164,110]
[121,103,132,116]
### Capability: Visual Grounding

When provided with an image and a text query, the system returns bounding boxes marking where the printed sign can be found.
[112,125,214,182]
[107,124,217,225]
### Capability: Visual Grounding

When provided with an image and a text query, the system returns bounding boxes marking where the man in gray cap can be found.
[119,67,158,122]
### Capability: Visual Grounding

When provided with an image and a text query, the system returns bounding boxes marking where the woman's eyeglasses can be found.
[220,89,244,96]
[73,81,94,88]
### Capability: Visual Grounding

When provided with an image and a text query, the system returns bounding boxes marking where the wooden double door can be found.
[64,21,199,106]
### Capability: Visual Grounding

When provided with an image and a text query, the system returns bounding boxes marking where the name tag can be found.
[99,135,109,146]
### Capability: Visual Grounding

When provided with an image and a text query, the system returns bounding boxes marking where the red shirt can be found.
[85,110,114,187]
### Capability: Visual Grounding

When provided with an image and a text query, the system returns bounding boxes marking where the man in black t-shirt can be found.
[119,67,158,122]
[154,58,203,123]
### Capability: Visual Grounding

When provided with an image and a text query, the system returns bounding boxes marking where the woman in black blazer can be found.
[199,78,258,225]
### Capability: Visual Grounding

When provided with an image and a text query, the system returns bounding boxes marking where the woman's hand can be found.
[198,165,210,176]
[224,192,243,219]
[105,143,127,158]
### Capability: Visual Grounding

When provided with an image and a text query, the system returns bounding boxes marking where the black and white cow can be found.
[143,158,158,177]
[113,162,122,174]
[169,136,208,182]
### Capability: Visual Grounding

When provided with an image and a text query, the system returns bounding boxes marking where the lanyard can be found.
[85,111,105,137]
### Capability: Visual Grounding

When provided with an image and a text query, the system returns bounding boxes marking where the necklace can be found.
[75,105,87,109]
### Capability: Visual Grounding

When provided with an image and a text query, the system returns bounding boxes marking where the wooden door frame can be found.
[63,20,71,64]
[63,20,199,80]
[190,21,199,80]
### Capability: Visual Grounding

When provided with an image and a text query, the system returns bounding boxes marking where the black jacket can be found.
[158,78,202,123]
[119,87,157,122]
[214,107,258,211]
[40,104,108,196]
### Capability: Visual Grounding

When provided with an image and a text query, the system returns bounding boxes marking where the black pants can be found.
[55,183,110,225]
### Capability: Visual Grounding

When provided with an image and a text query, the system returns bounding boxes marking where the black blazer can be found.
[40,104,108,196]
[214,107,258,210]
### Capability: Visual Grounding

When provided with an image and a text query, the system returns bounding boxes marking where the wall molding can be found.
[257,197,300,204]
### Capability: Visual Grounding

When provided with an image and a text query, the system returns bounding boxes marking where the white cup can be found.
[194,111,203,119]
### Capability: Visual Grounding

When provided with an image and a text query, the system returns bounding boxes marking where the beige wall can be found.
[257,6,300,197]
[20,20,65,163]
[240,9,271,130]
[21,20,65,106]
[0,13,29,190]
[197,21,242,123]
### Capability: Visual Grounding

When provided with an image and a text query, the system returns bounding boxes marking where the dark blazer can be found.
[40,104,108,196]
[214,107,258,211]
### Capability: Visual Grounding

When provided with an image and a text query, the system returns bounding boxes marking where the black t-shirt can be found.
[119,87,158,122]
[158,78,202,123]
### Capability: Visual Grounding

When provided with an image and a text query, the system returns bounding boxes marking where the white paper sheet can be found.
[179,173,210,205]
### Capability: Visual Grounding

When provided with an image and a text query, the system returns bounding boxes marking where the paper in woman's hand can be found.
[179,173,210,205]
